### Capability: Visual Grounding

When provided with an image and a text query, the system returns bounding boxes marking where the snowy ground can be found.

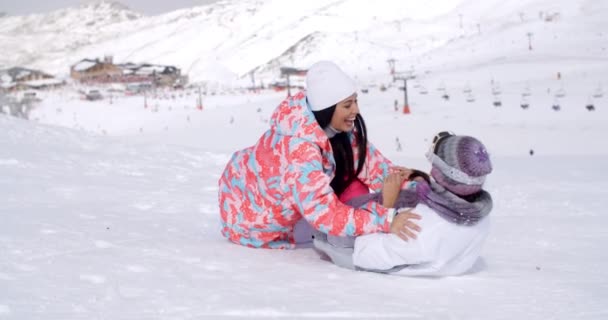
[2,0,608,317]
[2,71,608,318]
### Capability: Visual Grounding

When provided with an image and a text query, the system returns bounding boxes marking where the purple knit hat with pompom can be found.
[429,135,492,196]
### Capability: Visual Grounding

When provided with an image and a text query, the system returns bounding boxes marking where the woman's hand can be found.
[382,172,407,208]
[390,208,422,241]
[390,166,413,177]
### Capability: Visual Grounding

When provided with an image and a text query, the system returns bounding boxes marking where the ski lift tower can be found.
[249,71,256,92]
[393,71,416,114]
[280,66,308,97]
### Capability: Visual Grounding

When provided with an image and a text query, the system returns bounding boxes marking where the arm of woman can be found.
[359,141,395,192]
[285,140,392,237]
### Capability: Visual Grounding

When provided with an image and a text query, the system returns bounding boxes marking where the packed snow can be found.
[2,0,608,318]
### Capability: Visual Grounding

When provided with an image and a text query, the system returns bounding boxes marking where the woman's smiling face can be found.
[330,93,359,132]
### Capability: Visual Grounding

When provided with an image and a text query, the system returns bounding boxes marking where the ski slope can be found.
[2,0,608,318]
[2,80,608,318]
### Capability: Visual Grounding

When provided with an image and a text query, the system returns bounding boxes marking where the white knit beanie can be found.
[306,61,357,111]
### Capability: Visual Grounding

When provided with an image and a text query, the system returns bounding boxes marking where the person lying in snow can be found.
[313,131,494,276]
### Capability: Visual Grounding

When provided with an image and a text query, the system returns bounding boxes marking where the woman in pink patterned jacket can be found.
[218,61,420,249]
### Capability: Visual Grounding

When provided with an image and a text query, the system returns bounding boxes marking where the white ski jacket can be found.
[353,205,490,276]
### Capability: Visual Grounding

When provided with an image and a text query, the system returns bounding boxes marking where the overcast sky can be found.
[0,0,221,15]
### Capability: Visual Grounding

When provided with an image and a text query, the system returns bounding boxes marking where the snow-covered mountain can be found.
[1,0,606,85]
[2,2,608,318]
[0,1,141,75]
[1,0,140,36]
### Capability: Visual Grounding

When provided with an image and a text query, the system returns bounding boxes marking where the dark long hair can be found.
[313,106,368,196]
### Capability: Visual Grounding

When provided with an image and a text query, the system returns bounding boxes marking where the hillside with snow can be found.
[1,0,608,318]
[2,85,608,319]
[1,0,607,86]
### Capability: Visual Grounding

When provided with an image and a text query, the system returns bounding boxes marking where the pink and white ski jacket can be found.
[218,91,394,249]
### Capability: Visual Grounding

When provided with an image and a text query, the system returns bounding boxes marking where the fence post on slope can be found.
[197,86,203,110]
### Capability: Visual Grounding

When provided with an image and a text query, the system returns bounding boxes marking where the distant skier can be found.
[314,132,494,276]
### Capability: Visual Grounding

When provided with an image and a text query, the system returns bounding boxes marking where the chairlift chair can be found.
[592,87,603,98]
[463,86,472,94]
[466,92,475,103]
